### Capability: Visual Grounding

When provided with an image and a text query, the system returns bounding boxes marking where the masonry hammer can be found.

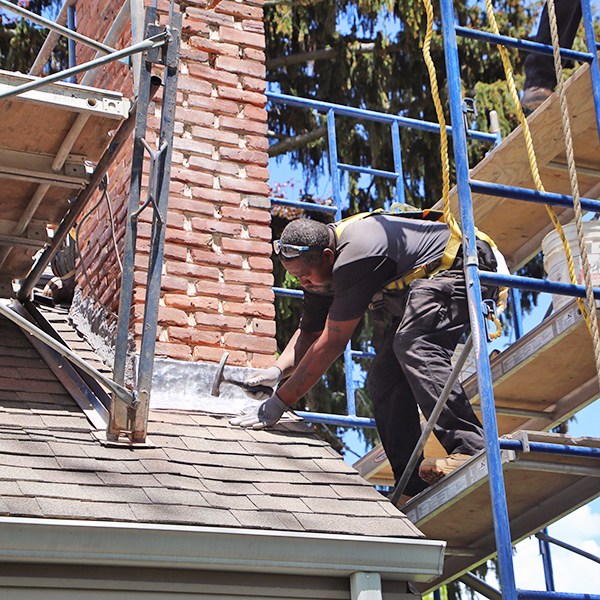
[210,351,273,397]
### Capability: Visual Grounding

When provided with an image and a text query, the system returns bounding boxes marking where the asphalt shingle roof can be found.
[0,312,422,538]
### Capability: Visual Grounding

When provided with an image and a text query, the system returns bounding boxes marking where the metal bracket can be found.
[131,138,168,223]
[515,430,531,453]
[462,97,477,137]
[481,298,500,342]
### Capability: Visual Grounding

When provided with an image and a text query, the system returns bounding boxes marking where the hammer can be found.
[210,352,273,397]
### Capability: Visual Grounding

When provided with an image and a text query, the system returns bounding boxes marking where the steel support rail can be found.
[267,92,498,144]
[536,531,600,566]
[270,197,338,215]
[439,0,518,597]
[300,412,376,428]
[500,439,600,458]
[517,592,600,600]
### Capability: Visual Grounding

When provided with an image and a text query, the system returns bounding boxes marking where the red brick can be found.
[243,104,268,122]
[221,206,270,224]
[216,85,265,107]
[192,186,241,205]
[190,249,244,268]
[219,176,270,195]
[188,95,239,115]
[165,229,212,248]
[166,261,220,280]
[252,318,276,336]
[191,218,243,236]
[164,293,219,311]
[179,46,210,63]
[248,224,272,241]
[158,306,189,326]
[215,1,262,19]
[248,256,273,271]
[225,332,276,354]
[193,346,246,365]
[224,268,273,286]
[172,136,213,155]
[195,312,246,329]
[219,147,268,166]
[176,106,215,127]
[155,342,192,361]
[169,326,221,345]
[243,76,266,93]
[246,135,269,151]
[243,48,265,63]
[188,63,239,87]
[168,197,214,216]
[170,167,213,187]
[177,75,213,96]
[189,155,239,176]
[215,56,266,79]
[191,125,240,146]
[251,354,277,369]
[182,17,210,35]
[219,115,266,135]
[242,19,264,34]
[249,287,275,302]
[245,165,269,181]
[221,237,271,256]
[189,36,240,57]
[223,301,275,319]
[186,7,235,26]
[195,281,246,300]
[160,275,189,292]
[218,26,265,49]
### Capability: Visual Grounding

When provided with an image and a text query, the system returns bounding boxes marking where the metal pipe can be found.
[0,33,167,102]
[391,120,406,205]
[0,301,136,408]
[338,162,400,179]
[459,572,502,600]
[80,0,134,87]
[67,3,76,83]
[517,591,600,600]
[267,92,498,144]
[455,26,593,63]
[500,439,600,458]
[480,271,600,301]
[29,0,75,76]
[270,197,338,215]
[511,460,600,477]
[582,0,600,149]
[390,336,473,506]
[0,0,115,56]
[536,531,600,566]
[539,528,556,592]
[300,411,376,428]
[469,179,600,212]
[439,0,518,596]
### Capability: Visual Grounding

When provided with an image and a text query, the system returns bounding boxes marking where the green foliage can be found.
[1,0,67,73]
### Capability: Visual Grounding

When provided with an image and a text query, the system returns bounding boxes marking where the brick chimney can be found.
[70,0,276,377]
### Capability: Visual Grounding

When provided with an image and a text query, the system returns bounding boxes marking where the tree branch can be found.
[268,125,327,157]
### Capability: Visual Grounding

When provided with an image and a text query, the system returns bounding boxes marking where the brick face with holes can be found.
[73,0,275,369]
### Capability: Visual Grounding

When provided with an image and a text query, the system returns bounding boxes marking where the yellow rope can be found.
[546,0,600,381]
[422,0,505,338]
[482,0,594,335]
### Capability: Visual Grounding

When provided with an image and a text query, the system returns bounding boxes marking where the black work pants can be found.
[524,0,582,91]
[366,242,497,496]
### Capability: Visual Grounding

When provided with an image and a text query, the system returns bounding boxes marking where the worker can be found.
[230,212,499,497]
[521,0,582,110]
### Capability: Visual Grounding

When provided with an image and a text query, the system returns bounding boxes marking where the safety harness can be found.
[333,208,499,292]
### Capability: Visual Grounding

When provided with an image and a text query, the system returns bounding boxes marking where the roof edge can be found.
[0,517,445,582]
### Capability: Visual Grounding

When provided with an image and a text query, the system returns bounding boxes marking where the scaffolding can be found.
[0,0,181,443]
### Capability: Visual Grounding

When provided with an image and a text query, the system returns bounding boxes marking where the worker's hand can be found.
[243,366,282,400]
[229,393,288,429]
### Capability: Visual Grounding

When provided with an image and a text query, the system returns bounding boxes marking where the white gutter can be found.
[0,517,445,583]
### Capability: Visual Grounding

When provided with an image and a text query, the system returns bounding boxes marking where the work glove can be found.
[243,366,282,400]
[229,393,288,429]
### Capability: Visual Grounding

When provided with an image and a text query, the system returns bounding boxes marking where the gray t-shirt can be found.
[299,213,451,331]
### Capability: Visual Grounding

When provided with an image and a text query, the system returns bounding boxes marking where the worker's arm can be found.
[276,316,361,407]
[274,327,322,378]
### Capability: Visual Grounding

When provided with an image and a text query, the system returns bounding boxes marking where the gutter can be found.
[0,517,445,583]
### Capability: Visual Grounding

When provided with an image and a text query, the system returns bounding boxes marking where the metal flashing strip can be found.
[0,518,446,583]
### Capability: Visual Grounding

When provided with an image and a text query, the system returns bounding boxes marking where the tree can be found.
[1,0,67,73]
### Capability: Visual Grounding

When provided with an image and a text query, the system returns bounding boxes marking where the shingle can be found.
[302,498,390,517]
[165,447,263,470]
[130,502,239,527]
[0,438,53,456]
[330,485,390,500]
[97,472,162,487]
[40,414,90,430]
[0,413,46,428]
[253,483,340,499]
[143,487,209,507]
[0,454,61,471]
[230,509,305,531]
[84,502,137,521]
[205,425,255,441]
[303,471,365,485]
[255,456,322,473]
[201,478,258,496]
[36,469,105,485]
[311,458,359,474]
[47,441,90,458]
[0,481,21,495]
[0,464,41,481]
[153,473,207,491]
[37,497,93,518]
[248,494,311,513]
[181,436,247,455]
[202,491,256,510]
[55,456,102,471]
[138,459,198,477]
[0,496,43,517]
[150,412,198,426]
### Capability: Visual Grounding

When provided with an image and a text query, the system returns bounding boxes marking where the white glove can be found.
[243,366,282,400]
[229,393,288,429]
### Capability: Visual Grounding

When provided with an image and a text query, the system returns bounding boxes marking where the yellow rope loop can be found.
[483,0,591,330]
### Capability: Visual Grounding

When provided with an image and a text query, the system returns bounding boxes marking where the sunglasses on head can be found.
[273,240,324,259]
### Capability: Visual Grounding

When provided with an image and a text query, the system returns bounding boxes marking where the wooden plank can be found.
[433,60,600,270]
